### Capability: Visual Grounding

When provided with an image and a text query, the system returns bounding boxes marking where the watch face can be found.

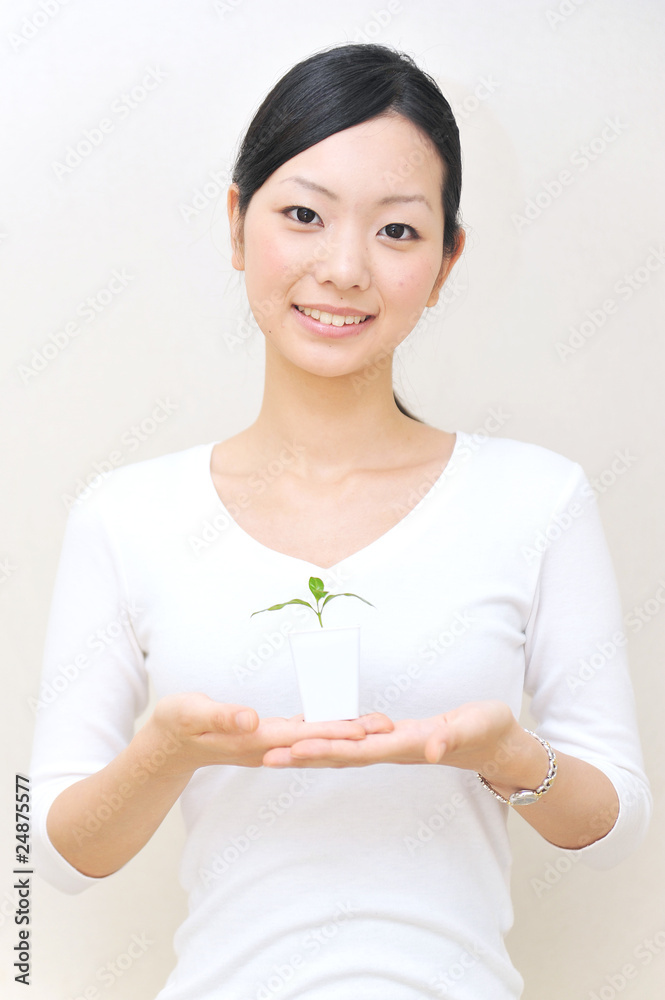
[509,790,541,807]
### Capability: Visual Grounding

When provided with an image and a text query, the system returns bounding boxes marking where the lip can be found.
[291,304,375,338]
[295,303,375,318]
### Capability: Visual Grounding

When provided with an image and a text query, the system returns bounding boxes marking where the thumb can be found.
[208,703,259,735]
[424,735,446,764]
[234,707,259,733]
[424,720,452,764]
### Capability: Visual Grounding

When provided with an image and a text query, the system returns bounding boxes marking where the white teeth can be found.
[296,305,369,325]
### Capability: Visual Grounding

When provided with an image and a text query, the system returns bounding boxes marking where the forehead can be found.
[264,113,444,205]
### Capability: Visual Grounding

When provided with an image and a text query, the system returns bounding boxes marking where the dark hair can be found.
[231,42,463,422]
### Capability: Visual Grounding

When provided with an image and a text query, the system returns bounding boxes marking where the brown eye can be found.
[284,206,320,225]
[381,223,419,241]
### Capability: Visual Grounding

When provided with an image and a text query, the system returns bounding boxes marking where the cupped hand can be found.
[145,692,395,776]
[262,700,520,772]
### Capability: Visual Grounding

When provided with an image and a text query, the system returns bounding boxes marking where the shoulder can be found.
[457,431,581,476]
[67,441,215,526]
[454,430,588,510]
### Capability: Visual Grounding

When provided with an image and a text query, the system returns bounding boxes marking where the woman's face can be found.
[228,112,462,378]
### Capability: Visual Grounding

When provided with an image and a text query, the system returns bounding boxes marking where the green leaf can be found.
[250,599,315,618]
[308,576,327,599]
[251,579,375,629]
[320,592,376,610]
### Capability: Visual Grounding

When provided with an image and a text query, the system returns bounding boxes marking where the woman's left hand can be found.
[262,699,522,774]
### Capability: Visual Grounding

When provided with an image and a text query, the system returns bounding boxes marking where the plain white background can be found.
[1,0,663,997]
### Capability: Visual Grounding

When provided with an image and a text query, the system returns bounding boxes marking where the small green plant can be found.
[250,575,375,628]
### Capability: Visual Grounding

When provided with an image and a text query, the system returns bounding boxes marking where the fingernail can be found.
[235,710,255,732]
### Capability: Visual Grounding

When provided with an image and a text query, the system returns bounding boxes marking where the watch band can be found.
[477,730,558,807]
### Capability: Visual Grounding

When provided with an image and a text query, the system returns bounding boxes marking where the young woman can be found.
[31,43,651,999]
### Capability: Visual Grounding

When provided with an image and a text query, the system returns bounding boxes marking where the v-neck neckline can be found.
[203,430,467,574]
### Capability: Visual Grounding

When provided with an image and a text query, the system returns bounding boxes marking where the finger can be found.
[296,719,368,741]
[289,733,398,762]
[233,708,260,733]
[165,694,259,736]
[263,749,346,769]
[263,747,296,768]
[258,716,368,750]
[207,702,259,735]
[284,714,366,737]
[357,712,394,734]
[424,732,447,764]
[289,738,336,759]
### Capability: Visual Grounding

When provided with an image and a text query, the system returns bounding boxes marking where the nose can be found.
[310,223,371,292]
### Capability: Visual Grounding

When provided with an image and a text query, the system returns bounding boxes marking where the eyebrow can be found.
[278,175,434,212]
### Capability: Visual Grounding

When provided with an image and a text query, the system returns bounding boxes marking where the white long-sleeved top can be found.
[30,431,651,999]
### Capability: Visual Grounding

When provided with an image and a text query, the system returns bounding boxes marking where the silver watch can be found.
[477,730,558,806]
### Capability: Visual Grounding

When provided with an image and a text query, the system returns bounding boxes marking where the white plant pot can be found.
[288,625,360,722]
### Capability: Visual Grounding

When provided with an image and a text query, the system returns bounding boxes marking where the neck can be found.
[240,341,423,482]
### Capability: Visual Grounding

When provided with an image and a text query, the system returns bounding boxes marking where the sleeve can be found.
[523,463,652,869]
[29,490,149,894]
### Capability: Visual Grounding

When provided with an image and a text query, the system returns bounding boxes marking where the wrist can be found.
[478,724,555,802]
[136,715,196,784]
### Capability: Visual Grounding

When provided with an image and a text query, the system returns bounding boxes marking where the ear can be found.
[426,229,466,308]
[227,183,245,270]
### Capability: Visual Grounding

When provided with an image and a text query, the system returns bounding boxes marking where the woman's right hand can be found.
[44,695,393,878]
[143,692,393,777]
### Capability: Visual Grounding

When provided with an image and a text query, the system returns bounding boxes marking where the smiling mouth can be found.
[294,304,371,327]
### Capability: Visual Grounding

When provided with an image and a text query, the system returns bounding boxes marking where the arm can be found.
[45,715,194,879]
[429,705,621,850]
[265,701,622,850]
[515,462,652,861]
[481,736,620,850]
[31,491,385,884]
[264,464,651,862]
[45,696,383,879]
[30,490,150,892]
